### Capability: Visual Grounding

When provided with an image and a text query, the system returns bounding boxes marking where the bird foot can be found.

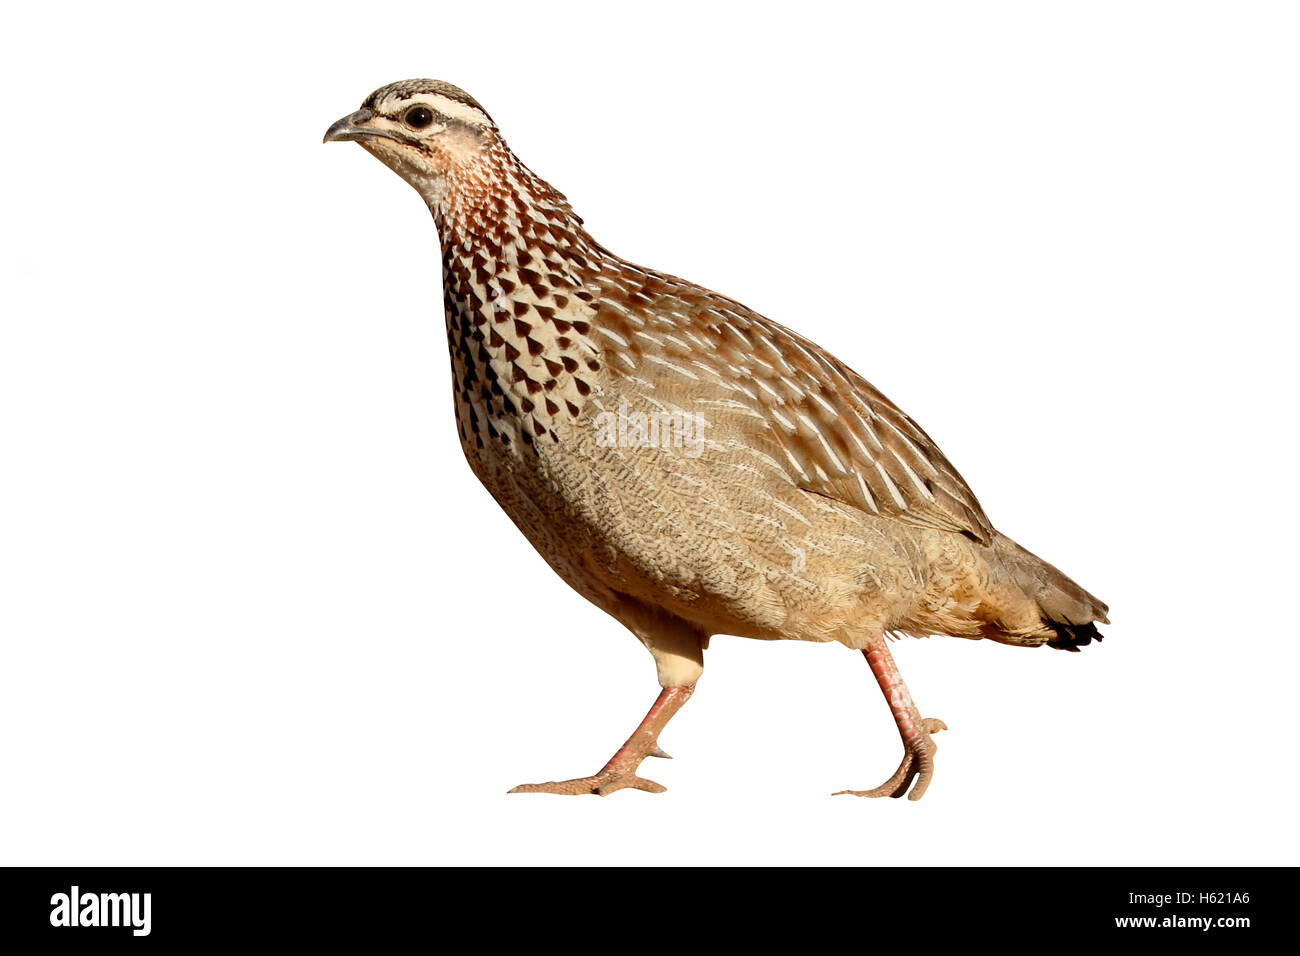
[507,687,692,797]
[833,717,948,801]
[508,771,666,797]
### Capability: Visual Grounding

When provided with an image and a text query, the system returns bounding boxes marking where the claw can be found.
[834,717,945,801]
[648,745,673,759]
[833,756,915,799]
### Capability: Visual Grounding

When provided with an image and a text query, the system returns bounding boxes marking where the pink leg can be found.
[509,685,694,796]
[834,641,947,801]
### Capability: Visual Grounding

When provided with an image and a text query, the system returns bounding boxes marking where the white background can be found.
[2,1,1296,866]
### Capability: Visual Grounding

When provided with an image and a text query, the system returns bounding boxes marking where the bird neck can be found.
[426,140,608,284]
[426,142,609,457]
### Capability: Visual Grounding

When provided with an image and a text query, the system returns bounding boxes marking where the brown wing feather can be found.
[592,264,996,545]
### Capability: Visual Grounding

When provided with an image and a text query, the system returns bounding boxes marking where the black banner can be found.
[0,866,1285,946]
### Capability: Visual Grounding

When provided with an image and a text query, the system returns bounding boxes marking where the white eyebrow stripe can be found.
[405,93,493,127]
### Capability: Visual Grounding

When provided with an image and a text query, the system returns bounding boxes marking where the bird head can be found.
[324,80,497,204]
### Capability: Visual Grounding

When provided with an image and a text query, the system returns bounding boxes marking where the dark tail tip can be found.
[1045,619,1105,652]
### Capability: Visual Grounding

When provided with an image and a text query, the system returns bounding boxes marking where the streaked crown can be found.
[361,79,496,131]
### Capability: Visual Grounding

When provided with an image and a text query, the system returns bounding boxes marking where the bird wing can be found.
[593,265,995,545]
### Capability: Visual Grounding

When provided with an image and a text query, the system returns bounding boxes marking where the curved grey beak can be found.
[323,108,394,144]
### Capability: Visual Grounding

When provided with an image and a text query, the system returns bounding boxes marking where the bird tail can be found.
[976,532,1109,651]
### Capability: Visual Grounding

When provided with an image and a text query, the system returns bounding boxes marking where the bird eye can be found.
[404,106,435,130]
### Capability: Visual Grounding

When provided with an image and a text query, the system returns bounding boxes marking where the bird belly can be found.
[457,399,935,649]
